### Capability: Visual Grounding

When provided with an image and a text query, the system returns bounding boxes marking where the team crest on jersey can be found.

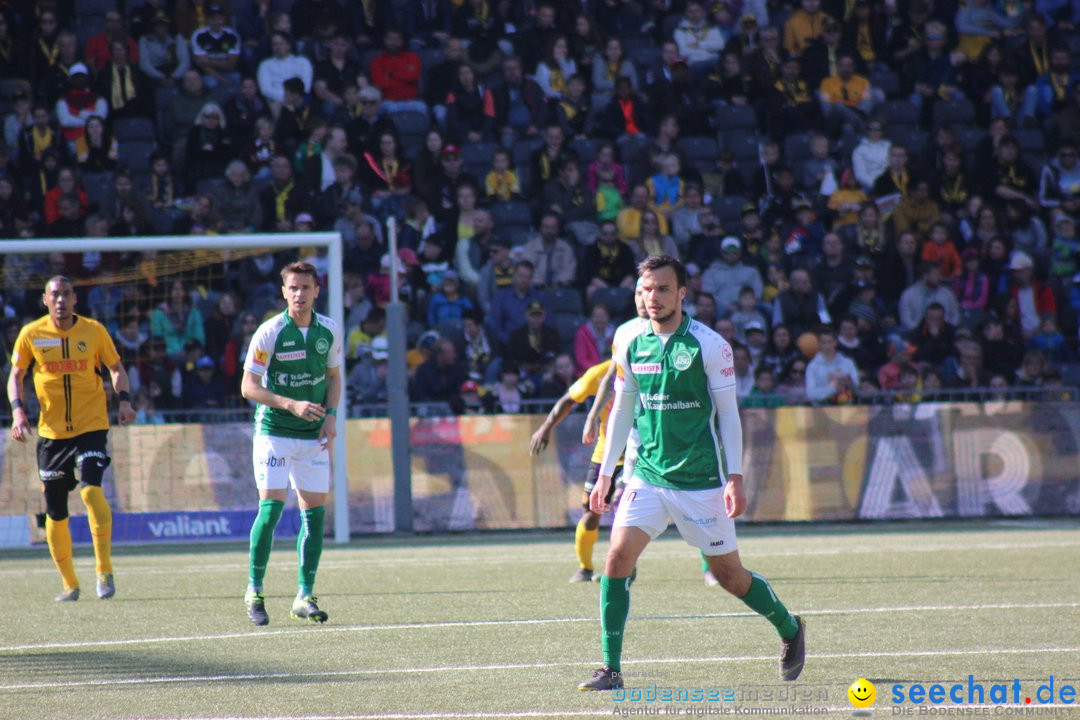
[721,345,733,362]
[315,337,330,354]
[76,341,87,353]
[672,350,693,371]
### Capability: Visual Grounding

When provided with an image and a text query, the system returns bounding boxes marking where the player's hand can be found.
[529,424,551,455]
[117,401,136,426]
[10,409,31,443]
[582,416,599,446]
[319,414,337,450]
[590,474,613,514]
[724,474,746,519]
[290,400,326,422]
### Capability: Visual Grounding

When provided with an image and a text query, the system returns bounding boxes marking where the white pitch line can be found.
[1,602,1077,653]
[1,647,1079,693]
[3,538,1080,577]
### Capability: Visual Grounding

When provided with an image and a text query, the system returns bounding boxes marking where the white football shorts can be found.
[252,434,331,493]
[613,475,738,555]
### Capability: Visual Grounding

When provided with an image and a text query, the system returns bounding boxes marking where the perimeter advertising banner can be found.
[1,402,1078,545]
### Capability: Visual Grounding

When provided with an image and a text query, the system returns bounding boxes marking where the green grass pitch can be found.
[1,520,1078,720]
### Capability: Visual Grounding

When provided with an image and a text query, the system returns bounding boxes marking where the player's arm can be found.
[318,364,341,448]
[106,359,136,425]
[582,361,617,446]
[704,337,746,518]
[529,392,578,455]
[7,364,32,442]
[591,354,638,513]
[241,371,325,420]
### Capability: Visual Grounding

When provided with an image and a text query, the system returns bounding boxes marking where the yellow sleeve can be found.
[568,360,612,404]
[11,326,33,369]
[97,323,121,367]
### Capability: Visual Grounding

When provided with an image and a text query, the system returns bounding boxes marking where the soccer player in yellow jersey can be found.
[7,276,136,602]
[530,358,622,582]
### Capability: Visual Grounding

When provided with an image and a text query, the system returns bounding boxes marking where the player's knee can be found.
[604,546,638,577]
[77,452,110,487]
[42,483,71,521]
[709,562,749,594]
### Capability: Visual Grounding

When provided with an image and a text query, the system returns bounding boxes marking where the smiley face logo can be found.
[848,679,876,709]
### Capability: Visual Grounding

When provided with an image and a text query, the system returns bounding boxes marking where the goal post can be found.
[0,232,351,543]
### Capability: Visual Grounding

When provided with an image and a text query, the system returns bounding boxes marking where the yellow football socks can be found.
[80,486,113,574]
[575,517,599,571]
[45,516,79,590]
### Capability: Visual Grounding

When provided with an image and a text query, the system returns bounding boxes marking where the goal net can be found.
[0,233,347,548]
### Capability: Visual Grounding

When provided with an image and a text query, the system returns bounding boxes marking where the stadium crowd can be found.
[0,0,1079,417]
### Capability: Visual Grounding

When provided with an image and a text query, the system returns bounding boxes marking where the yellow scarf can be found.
[39,37,59,66]
[558,100,579,120]
[362,0,376,25]
[606,61,620,81]
[195,3,207,29]
[382,157,399,184]
[274,180,294,221]
[857,24,875,62]
[1030,41,1048,77]
[940,173,967,205]
[32,126,53,158]
[891,169,909,196]
[294,106,310,132]
[487,170,513,200]
[151,174,174,205]
[111,64,137,111]
[1051,73,1070,101]
[549,65,566,95]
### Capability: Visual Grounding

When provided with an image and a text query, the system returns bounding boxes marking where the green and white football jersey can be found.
[613,314,735,490]
[243,311,343,440]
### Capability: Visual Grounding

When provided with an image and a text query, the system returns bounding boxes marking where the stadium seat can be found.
[81,172,114,213]
[724,131,762,161]
[876,100,919,129]
[210,84,237,106]
[462,141,498,167]
[1017,128,1045,154]
[953,125,986,153]
[490,200,532,231]
[554,313,584,347]
[544,288,584,316]
[784,133,813,162]
[392,110,430,138]
[512,138,543,168]
[715,105,758,132]
[80,0,117,15]
[195,177,225,197]
[591,287,633,318]
[570,138,603,164]
[933,98,976,128]
[677,135,719,172]
[713,194,749,229]
[888,128,928,156]
[870,68,901,98]
[113,117,156,142]
[117,140,156,174]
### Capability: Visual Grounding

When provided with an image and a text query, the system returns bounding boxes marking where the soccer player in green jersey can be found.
[579,255,805,691]
[240,262,343,626]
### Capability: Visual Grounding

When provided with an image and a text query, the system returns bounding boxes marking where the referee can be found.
[7,276,136,601]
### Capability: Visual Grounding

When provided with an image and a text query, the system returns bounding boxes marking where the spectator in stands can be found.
[581,220,637,300]
[138,11,191,87]
[703,236,763,312]
[908,21,963,122]
[592,37,637,107]
[521,213,578,289]
[600,76,651,140]
[446,63,495,144]
[75,115,117,174]
[405,0,453,49]
[425,37,466,127]
[533,34,577,101]
[507,301,561,377]
[852,119,890,192]
[412,338,468,412]
[899,262,962,332]
[984,135,1038,211]
[574,303,613,373]
[359,131,412,218]
[454,208,494,293]
[224,76,268,147]
[369,28,425,115]
[920,222,963,278]
[483,148,521,202]
[303,124,348,193]
[191,3,242,89]
[474,233,513,311]
[630,208,680,262]
[990,62,1038,127]
[542,157,596,243]
[806,325,859,404]
[26,10,62,84]
[451,0,505,77]
[893,177,941,238]
[347,85,397,155]
[101,170,151,228]
[1038,141,1080,210]
[185,102,232,190]
[674,1,726,68]
[42,165,87,226]
[85,10,139,74]
[258,32,313,114]
[783,0,828,57]
[818,53,874,137]
[260,154,310,233]
[56,64,108,146]
[312,33,360,116]
[212,160,261,233]
[151,279,205,364]
[275,77,319,158]
[491,55,545,146]
[347,307,387,361]
[1034,45,1078,120]
[1009,251,1057,340]
[4,91,31,155]
[766,57,819,139]
[487,261,544,346]
[772,268,831,339]
[97,39,153,120]
[909,302,955,368]
[46,193,85,238]
[427,144,477,224]
[16,103,68,181]
[168,69,210,168]
[934,145,971,216]
[315,154,363,229]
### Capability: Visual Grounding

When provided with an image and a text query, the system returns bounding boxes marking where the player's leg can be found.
[580,477,666,691]
[572,463,619,582]
[76,431,114,599]
[290,440,330,623]
[247,435,288,625]
[669,486,805,680]
[38,438,80,600]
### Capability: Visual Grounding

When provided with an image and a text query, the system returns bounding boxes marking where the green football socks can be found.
[739,572,800,639]
[248,499,284,592]
[600,574,632,671]
[297,506,325,596]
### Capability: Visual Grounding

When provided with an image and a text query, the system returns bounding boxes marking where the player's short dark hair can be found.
[816,325,837,339]
[280,261,318,284]
[637,255,687,289]
[44,275,74,293]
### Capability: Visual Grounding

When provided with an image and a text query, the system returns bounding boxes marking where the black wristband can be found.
[11,398,23,411]
[117,391,131,403]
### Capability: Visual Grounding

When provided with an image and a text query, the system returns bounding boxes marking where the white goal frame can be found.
[0,233,350,543]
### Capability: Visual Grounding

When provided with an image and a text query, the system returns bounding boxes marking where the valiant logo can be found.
[148,514,232,538]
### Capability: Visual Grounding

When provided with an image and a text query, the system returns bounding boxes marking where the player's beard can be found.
[651,308,678,326]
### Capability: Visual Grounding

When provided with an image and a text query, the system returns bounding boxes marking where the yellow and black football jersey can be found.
[12,315,121,439]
